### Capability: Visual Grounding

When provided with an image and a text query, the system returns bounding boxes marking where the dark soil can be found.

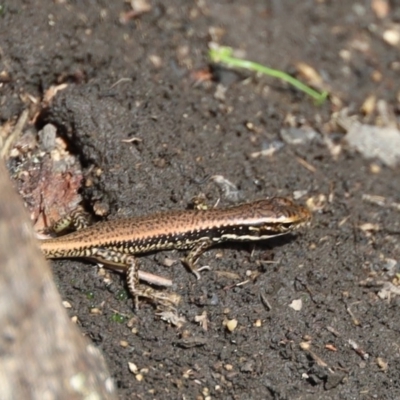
[2,1,400,399]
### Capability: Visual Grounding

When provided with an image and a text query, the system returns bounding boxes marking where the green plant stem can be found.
[209,46,328,105]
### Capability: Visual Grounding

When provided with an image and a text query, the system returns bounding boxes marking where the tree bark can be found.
[0,161,117,400]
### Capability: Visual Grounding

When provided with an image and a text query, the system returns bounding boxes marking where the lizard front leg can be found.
[181,239,213,280]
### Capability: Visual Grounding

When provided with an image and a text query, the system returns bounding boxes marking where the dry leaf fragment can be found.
[295,62,324,88]
[376,357,388,371]
[372,0,390,18]
[289,298,303,311]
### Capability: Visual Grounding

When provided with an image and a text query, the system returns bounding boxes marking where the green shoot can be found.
[209,46,328,105]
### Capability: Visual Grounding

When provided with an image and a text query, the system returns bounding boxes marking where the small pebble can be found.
[225,319,238,332]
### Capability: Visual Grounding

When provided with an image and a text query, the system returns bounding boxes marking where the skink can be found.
[40,197,311,307]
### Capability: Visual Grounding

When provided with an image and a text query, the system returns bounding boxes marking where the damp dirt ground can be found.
[1,1,400,399]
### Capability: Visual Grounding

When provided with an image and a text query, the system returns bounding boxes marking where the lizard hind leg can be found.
[51,206,90,234]
[126,257,181,309]
[91,248,180,309]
